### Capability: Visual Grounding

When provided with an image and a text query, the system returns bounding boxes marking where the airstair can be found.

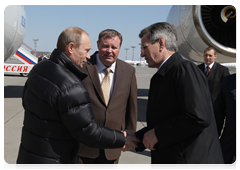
[4,43,40,77]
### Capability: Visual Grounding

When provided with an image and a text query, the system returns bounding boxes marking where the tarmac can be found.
[4,66,156,166]
[3,65,236,168]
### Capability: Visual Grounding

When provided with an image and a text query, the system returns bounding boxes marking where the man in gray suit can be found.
[77,29,138,164]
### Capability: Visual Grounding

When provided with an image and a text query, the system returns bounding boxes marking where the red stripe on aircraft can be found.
[15,52,33,65]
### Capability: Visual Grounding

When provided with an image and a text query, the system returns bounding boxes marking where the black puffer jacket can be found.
[17,49,125,164]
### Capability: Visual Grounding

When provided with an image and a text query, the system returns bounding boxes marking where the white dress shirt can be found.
[96,53,116,98]
[205,62,214,73]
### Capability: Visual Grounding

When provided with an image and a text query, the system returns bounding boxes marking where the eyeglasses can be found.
[140,39,159,52]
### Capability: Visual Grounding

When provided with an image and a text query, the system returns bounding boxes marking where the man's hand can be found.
[124,129,136,137]
[142,128,158,150]
[121,130,140,151]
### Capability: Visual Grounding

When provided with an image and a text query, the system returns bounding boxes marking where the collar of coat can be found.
[157,52,182,76]
[49,49,88,80]
[87,51,98,65]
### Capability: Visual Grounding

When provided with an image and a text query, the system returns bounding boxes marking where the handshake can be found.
[121,130,140,152]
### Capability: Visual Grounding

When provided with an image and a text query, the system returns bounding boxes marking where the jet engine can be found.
[167,5,236,63]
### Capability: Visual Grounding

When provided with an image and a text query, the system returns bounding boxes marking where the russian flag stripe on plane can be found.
[16,51,36,65]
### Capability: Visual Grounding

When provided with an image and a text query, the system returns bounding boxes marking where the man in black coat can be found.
[16,27,139,164]
[133,22,224,164]
[213,74,236,164]
[198,47,230,103]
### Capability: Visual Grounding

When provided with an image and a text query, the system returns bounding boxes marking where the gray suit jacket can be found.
[78,51,138,160]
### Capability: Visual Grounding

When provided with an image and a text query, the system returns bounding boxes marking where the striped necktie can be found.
[206,66,210,77]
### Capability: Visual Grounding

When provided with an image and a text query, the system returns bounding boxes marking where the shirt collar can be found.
[96,53,116,73]
[158,55,172,70]
[205,62,214,69]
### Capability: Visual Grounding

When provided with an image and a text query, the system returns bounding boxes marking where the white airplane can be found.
[4,5,39,77]
[220,62,236,69]
[167,5,236,67]
[4,5,27,62]
[124,60,148,66]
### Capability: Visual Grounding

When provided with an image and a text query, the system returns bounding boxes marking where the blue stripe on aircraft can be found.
[17,50,36,65]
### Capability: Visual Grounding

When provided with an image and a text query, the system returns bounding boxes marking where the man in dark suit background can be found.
[77,29,138,164]
[213,74,236,164]
[198,47,230,103]
[134,22,223,164]
[37,53,47,63]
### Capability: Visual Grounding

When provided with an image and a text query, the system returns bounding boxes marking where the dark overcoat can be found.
[136,52,224,164]
[198,62,230,103]
[214,74,236,163]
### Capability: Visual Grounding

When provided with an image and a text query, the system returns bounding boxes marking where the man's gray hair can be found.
[139,22,177,52]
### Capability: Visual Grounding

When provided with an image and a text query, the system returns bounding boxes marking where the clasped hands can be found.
[121,128,158,151]
[121,130,140,151]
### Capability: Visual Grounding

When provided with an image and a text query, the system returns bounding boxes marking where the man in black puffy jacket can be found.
[16,27,139,164]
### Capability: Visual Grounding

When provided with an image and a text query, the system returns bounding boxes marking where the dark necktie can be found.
[206,66,210,77]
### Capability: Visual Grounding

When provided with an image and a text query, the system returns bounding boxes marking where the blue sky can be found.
[23,5,172,61]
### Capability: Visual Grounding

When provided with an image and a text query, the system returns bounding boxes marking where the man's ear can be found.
[67,42,74,54]
[97,41,100,50]
[159,38,166,49]
[158,38,166,51]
